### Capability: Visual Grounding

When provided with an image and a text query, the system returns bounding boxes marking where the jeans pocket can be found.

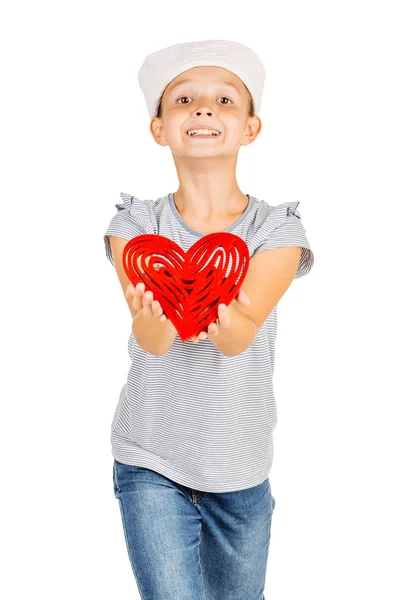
[113,463,121,498]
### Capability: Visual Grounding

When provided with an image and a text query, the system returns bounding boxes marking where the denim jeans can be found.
[113,459,275,600]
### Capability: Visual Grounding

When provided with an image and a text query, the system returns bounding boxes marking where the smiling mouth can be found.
[186,132,221,138]
[186,128,221,137]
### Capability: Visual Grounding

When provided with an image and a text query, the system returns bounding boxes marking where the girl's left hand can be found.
[191,289,251,344]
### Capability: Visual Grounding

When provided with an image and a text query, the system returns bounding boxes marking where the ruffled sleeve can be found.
[248,201,314,279]
[104,192,157,267]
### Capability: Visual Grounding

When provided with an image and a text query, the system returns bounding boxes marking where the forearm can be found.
[131,309,177,356]
[208,303,258,357]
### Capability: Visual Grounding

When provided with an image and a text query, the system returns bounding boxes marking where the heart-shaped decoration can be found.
[122,232,250,342]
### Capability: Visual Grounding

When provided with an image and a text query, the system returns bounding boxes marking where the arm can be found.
[204,246,303,357]
[107,235,142,321]
[107,235,177,356]
[208,302,258,357]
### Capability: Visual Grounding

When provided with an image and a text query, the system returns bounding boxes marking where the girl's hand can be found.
[125,281,168,322]
[191,289,251,344]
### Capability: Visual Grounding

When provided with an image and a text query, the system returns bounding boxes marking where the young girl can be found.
[104,39,314,600]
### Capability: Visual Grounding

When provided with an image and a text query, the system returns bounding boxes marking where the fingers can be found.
[192,310,226,344]
[191,304,229,344]
[191,327,212,344]
[127,282,167,322]
[142,290,154,316]
[206,304,229,334]
[217,304,230,328]
[132,283,146,314]
[208,323,218,336]
[191,331,206,344]
[143,290,166,320]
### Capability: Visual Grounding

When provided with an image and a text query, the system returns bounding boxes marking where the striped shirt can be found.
[104,191,314,492]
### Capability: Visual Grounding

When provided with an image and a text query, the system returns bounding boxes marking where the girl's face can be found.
[150,66,261,157]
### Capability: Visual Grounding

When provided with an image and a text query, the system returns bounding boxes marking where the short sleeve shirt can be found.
[104,191,314,492]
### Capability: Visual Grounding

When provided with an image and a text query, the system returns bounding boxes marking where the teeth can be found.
[187,129,220,136]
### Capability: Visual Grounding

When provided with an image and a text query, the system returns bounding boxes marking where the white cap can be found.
[138,39,266,119]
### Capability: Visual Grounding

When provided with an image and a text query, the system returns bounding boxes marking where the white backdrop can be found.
[1,1,399,598]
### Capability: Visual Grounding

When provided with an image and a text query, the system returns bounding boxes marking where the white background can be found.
[1,1,399,598]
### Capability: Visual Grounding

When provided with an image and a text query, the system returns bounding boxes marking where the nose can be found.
[195,111,212,116]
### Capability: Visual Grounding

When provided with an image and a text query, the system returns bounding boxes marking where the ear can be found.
[150,117,169,147]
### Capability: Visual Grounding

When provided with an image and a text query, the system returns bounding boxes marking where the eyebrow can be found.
[167,78,242,94]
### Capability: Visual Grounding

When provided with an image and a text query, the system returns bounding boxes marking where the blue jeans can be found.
[113,459,276,600]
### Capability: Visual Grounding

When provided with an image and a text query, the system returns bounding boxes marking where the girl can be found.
[104,39,314,600]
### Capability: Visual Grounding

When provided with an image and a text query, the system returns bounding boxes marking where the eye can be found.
[176,96,233,105]
[217,97,233,105]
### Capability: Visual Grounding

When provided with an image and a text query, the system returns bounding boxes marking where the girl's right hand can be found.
[125,282,168,323]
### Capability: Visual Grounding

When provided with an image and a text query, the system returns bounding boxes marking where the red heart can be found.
[122,232,250,342]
